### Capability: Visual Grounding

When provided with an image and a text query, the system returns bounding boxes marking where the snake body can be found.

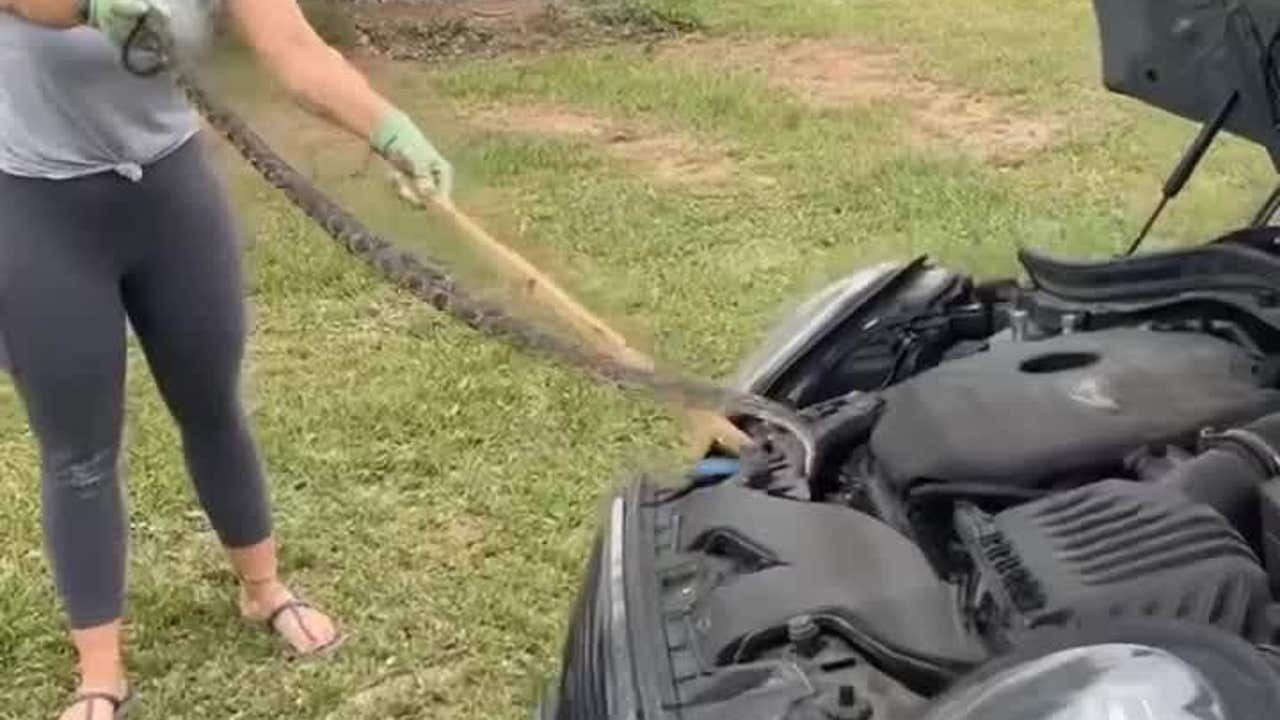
[182,80,809,444]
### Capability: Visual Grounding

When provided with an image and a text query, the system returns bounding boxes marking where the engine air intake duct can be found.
[1159,411,1280,543]
[957,479,1273,644]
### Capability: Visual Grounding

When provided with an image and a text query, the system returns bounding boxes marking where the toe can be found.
[272,603,340,654]
[58,698,105,720]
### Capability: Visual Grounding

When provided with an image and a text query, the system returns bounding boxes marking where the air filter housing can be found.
[958,480,1272,642]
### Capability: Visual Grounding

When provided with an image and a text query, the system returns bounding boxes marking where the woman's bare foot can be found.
[238,578,341,655]
[227,537,341,655]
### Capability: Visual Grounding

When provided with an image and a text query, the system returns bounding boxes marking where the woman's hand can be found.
[372,110,454,198]
[227,0,455,198]
[86,0,170,46]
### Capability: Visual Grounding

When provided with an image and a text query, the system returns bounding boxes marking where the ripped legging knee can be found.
[0,136,272,629]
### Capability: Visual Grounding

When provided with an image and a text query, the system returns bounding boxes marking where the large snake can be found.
[180,79,828,461]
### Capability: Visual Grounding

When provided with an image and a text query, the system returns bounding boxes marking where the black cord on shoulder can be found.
[122,16,169,78]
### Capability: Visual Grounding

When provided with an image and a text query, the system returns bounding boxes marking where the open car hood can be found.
[1093,0,1280,166]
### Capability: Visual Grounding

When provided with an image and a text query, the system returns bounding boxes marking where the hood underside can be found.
[1093,0,1280,167]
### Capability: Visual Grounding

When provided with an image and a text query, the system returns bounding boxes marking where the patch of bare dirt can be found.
[729,41,906,106]
[464,104,775,188]
[912,92,1058,162]
[365,0,552,24]
[486,107,611,136]
[346,0,695,61]
[352,0,560,60]
[663,38,1060,163]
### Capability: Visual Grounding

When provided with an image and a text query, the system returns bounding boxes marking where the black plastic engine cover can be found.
[958,480,1272,642]
[871,328,1280,488]
[653,483,986,696]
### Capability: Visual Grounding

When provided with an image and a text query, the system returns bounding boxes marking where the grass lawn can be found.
[3,0,1277,717]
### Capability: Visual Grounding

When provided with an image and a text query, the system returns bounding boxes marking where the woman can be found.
[0,1,453,717]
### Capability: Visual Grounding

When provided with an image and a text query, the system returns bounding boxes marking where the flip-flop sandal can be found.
[65,689,133,720]
[264,598,347,659]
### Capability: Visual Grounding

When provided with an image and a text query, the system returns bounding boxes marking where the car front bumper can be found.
[538,481,669,720]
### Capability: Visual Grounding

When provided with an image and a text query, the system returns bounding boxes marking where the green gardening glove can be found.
[86,0,172,47]
[372,109,455,201]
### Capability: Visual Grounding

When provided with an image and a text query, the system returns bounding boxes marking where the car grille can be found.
[555,532,611,720]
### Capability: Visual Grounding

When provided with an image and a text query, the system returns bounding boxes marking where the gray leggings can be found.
[0,136,272,629]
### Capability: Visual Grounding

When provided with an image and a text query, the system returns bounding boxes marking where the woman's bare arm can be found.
[225,0,392,141]
[225,0,453,195]
[0,0,80,27]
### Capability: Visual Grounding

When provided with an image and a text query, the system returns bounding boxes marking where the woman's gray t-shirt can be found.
[0,13,198,181]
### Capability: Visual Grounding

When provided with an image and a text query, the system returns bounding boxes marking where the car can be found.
[534,1,1280,719]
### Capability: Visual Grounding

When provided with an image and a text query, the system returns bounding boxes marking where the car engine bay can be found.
[634,240,1280,719]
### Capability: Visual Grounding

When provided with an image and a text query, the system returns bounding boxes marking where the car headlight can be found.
[921,620,1280,720]
[733,262,908,394]
[603,496,638,719]
[922,643,1225,720]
